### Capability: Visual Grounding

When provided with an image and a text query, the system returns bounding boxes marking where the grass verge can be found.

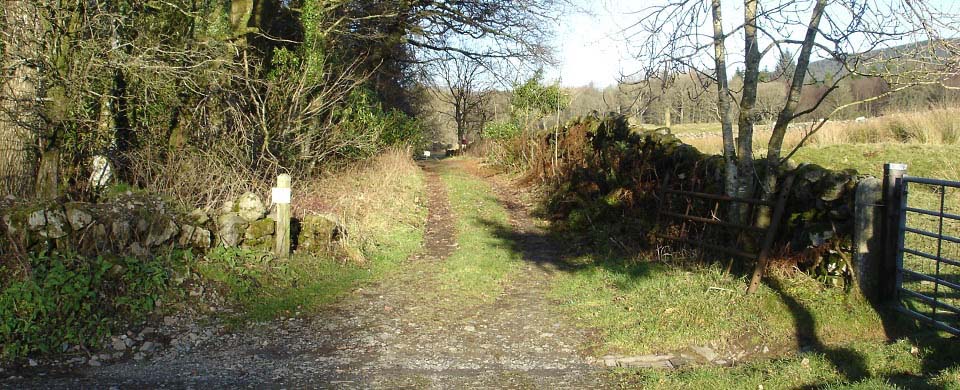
[194,149,427,322]
[435,163,524,307]
[550,251,960,388]
[551,256,885,355]
[608,337,960,389]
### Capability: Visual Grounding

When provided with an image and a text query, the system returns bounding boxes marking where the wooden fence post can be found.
[273,174,291,258]
[881,163,907,300]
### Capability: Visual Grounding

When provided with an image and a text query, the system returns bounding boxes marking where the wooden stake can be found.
[274,174,291,258]
[746,174,795,294]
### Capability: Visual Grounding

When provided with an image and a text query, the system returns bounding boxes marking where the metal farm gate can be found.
[895,174,960,335]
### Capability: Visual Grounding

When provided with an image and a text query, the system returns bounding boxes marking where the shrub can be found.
[331,87,424,161]
[888,119,913,142]
[479,120,555,174]
[482,120,522,140]
[196,247,279,303]
[0,251,188,358]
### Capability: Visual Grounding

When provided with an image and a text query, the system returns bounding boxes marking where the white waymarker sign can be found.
[272,187,291,204]
[275,174,292,258]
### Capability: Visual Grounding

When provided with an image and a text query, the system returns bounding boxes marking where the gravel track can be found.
[9,160,606,389]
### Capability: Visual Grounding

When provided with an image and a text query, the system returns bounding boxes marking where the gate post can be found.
[881,163,907,300]
[853,177,882,300]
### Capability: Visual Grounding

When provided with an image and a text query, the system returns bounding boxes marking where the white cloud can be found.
[548,1,640,87]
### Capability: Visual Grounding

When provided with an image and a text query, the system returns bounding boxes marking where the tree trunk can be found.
[679,99,685,124]
[35,148,59,199]
[711,0,738,201]
[231,0,255,38]
[732,0,762,226]
[758,0,827,224]
[746,0,827,294]
[0,1,42,198]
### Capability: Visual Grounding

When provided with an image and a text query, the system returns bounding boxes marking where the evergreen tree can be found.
[774,49,796,82]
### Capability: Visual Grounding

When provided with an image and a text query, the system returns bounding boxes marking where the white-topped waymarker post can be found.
[273,174,292,258]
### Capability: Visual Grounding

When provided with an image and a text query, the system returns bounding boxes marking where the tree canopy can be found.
[0,0,561,204]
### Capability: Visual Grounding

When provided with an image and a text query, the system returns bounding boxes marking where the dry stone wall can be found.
[1,191,346,259]
[540,113,869,285]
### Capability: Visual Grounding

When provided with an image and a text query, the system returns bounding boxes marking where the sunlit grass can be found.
[607,338,959,389]
[550,248,960,389]
[550,257,885,355]
[195,150,427,323]
[436,166,524,307]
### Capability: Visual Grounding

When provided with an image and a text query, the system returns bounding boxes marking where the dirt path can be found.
[15,160,605,389]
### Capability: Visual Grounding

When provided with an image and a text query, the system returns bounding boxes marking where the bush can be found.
[0,251,188,358]
[332,88,424,161]
[195,247,281,304]
[889,119,917,143]
[482,120,522,140]
[478,121,551,173]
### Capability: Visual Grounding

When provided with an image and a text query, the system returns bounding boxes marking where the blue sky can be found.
[549,0,960,88]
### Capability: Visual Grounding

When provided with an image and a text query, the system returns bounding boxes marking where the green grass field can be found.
[550,249,960,389]
[550,258,885,355]
[791,143,960,180]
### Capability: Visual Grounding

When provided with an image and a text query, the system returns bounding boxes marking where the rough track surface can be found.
[12,160,605,389]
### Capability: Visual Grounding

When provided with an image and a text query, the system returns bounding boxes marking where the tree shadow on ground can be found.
[473,205,960,388]
[763,277,872,385]
[853,286,960,389]
[793,306,960,389]
[473,215,651,280]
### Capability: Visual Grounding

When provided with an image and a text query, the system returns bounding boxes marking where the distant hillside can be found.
[806,39,956,80]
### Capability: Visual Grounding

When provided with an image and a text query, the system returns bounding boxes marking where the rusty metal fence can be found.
[654,174,795,293]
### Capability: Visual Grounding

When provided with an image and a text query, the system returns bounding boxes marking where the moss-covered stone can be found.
[27,208,69,239]
[533,113,868,286]
[236,192,266,222]
[798,163,829,182]
[2,196,218,259]
[64,202,93,230]
[80,223,110,254]
[188,208,210,225]
[241,235,273,252]
[145,217,179,247]
[297,214,344,254]
[179,224,212,249]
[816,171,853,202]
[244,218,275,240]
[111,219,132,247]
